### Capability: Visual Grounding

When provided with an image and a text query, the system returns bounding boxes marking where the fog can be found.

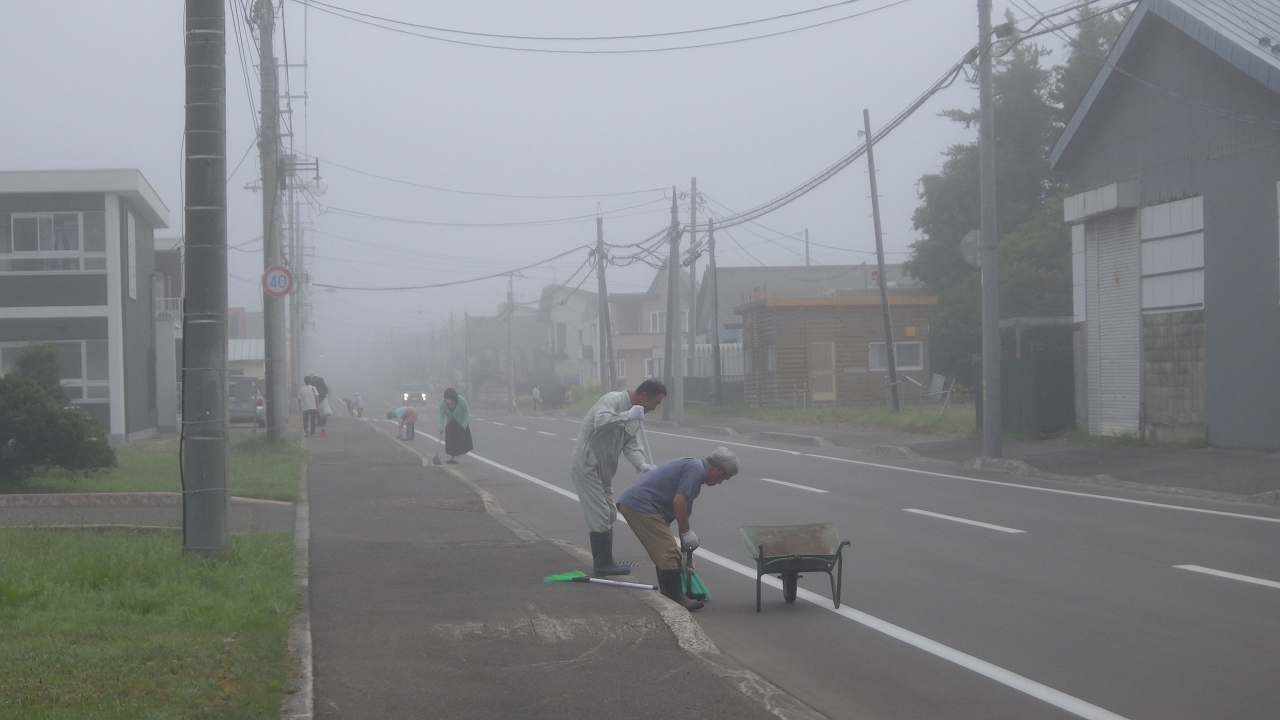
[2,0,1060,392]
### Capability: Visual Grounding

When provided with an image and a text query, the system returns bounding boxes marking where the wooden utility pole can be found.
[507,274,516,412]
[662,190,679,421]
[864,109,899,411]
[182,0,229,554]
[978,0,1002,457]
[257,0,287,442]
[805,228,810,266]
[708,220,722,405]
[686,187,698,406]
[595,216,614,390]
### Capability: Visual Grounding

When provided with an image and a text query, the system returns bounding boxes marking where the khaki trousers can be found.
[617,503,693,572]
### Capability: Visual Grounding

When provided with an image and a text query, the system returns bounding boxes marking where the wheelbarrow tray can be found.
[740,523,850,612]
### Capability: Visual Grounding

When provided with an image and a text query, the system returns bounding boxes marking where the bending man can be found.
[571,378,665,576]
[616,448,738,612]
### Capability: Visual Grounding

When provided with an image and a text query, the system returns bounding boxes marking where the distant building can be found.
[609,265,692,391]
[537,283,602,385]
[0,169,170,442]
[1050,0,1280,449]
[736,291,936,406]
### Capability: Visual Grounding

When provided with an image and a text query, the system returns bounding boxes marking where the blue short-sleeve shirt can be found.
[617,457,707,525]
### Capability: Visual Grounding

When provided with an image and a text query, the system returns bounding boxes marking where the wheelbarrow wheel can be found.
[782,572,800,604]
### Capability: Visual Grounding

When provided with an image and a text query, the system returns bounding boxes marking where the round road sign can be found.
[262,265,294,297]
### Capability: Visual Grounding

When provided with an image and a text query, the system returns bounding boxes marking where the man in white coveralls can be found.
[571,378,666,575]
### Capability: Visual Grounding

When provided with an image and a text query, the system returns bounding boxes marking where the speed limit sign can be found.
[262,265,294,297]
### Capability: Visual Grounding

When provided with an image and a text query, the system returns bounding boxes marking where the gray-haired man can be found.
[616,447,738,611]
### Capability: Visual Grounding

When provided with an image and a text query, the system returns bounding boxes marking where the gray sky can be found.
[2,0,1056,340]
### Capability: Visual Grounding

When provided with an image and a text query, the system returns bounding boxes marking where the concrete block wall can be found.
[1142,310,1205,441]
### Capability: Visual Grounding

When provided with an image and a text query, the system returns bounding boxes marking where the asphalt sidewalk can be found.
[304,417,819,720]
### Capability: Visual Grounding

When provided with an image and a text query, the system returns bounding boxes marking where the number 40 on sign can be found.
[262,265,294,297]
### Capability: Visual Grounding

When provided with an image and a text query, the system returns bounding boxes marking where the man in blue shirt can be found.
[616,447,738,611]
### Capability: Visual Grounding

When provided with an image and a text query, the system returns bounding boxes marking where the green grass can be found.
[684,400,977,436]
[0,529,295,720]
[7,436,307,502]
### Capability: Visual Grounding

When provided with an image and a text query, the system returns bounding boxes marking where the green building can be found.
[0,169,172,443]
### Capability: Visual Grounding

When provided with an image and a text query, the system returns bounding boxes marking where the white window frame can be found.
[616,358,626,380]
[4,211,107,274]
[644,357,664,378]
[650,311,665,334]
[0,340,109,405]
[868,341,924,371]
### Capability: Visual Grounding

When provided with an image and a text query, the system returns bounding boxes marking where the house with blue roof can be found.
[1051,0,1280,450]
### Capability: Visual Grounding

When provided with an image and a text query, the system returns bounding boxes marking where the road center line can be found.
[1174,564,1280,590]
[512,426,528,431]
[759,477,829,494]
[630,428,1279,525]
[538,431,556,437]
[490,422,505,426]
[423,438,1128,720]
[904,508,1025,534]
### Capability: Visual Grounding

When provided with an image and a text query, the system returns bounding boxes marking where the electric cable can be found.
[319,196,668,228]
[313,243,591,291]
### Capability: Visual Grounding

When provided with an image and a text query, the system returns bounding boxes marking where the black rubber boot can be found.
[657,569,704,611]
[589,531,631,576]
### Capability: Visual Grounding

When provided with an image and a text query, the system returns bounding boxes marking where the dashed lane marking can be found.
[1174,564,1280,591]
[759,477,829,494]
[904,508,1025,534]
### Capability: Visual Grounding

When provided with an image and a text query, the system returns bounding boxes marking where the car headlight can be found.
[421,393,427,401]
[403,393,409,400]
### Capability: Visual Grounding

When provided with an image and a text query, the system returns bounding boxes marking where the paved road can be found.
[377,404,1280,720]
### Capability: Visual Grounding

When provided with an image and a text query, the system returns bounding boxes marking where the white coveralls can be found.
[570,391,650,533]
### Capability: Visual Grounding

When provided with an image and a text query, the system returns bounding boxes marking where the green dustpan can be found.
[682,570,710,601]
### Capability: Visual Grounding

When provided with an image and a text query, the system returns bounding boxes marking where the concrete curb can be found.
[755,431,831,448]
[281,454,313,720]
[0,492,293,508]
[866,445,1266,505]
[378,421,829,720]
[699,425,741,437]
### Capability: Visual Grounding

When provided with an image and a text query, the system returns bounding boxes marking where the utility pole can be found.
[182,0,229,555]
[708,219,722,405]
[864,109,899,412]
[257,0,286,443]
[805,228,810,266]
[507,274,516,413]
[672,178,694,422]
[595,216,614,390]
[462,312,470,394]
[978,0,1002,457]
[686,190,698,406]
[662,189,679,421]
[287,159,300,404]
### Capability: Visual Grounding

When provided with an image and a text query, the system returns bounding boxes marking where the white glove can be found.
[680,530,700,552]
[639,463,656,473]
[626,404,645,421]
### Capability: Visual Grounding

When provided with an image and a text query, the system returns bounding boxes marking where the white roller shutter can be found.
[1087,210,1141,436]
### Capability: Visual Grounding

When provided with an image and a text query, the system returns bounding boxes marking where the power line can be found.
[301,0,883,42]
[319,197,668,228]
[320,156,668,200]
[296,0,915,55]
[313,244,591,291]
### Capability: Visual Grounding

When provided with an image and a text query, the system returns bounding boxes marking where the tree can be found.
[0,344,115,486]
[905,9,1125,384]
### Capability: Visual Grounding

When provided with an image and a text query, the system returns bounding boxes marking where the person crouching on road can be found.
[616,448,737,612]
[571,379,666,577]
[389,405,418,440]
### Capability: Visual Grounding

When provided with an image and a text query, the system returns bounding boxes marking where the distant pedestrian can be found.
[389,405,418,440]
[343,397,354,416]
[298,378,319,437]
[310,373,330,428]
[438,388,472,464]
[353,393,364,418]
[532,386,541,414]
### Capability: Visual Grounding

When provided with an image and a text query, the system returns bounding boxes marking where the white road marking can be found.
[759,477,829,494]
[1174,564,1280,590]
[491,422,505,426]
[474,418,486,422]
[512,426,528,431]
[538,431,556,437]
[635,428,1280,525]
[904,508,1025,534]
[425,441,1129,720]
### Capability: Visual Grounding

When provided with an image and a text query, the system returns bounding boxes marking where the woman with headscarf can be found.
[438,388,473,464]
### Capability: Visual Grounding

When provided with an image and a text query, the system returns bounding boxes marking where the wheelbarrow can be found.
[740,523,850,612]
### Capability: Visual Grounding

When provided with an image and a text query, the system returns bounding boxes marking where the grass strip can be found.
[0,529,295,720]
[7,436,306,501]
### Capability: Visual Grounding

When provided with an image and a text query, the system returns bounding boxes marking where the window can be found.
[615,358,626,379]
[650,311,665,334]
[4,211,107,273]
[644,357,664,377]
[127,213,137,299]
[868,341,923,371]
[0,340,109,404]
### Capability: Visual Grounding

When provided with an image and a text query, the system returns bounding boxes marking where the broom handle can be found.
[573,577,657,590]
